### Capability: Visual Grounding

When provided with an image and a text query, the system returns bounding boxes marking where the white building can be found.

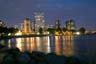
[34,12,45,32]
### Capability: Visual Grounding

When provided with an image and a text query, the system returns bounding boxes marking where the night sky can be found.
[0,0,96,30]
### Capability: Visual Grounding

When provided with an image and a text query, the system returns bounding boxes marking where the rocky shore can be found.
[0,48,88,64]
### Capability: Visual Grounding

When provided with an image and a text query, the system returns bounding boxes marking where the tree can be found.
[56,27,61,31]
[3,27,9,35]
[69,29,76,34]
[39,27,43,34]
[47,28,55,34]
[62,27,67,32]
[0,26,9,36]
[8,27,18,35]
[79,27,86,34]
[0,27,4,34]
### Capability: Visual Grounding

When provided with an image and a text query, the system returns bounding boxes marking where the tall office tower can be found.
[0,20,6,27]
[32,21,35,31]
[21,18,32,34]
[55,20,61,28]
[65,19,75,30]
[34,12,45,32]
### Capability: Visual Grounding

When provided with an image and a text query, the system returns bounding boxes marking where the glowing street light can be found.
[76,32,80,35]
[15,31,22,36]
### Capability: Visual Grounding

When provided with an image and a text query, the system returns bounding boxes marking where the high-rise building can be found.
[55,20,61,28]
[21,18,33,34]
[65,19,75,30]
[34,12,45,32]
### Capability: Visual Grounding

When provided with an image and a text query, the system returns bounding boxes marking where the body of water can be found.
[0,35,96,63]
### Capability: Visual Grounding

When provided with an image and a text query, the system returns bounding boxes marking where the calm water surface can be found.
[7,35,74,56]
[0,35,96,63]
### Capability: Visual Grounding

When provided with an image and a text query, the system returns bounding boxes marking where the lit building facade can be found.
[34,12,45,32]
[21,18,33,34]
[65,19,75,30]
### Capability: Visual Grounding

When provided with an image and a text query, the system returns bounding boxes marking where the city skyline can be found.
[0,0,96,30]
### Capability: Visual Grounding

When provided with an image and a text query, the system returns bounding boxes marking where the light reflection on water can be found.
[1,35,96,63]
[7,35,74,56]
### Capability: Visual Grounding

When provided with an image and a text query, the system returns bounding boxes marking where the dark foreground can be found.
[0,48,88,64]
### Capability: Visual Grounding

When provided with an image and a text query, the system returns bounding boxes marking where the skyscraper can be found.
[65,19,75,30]
[21,18,33,34]
[34,12,45,32]
[55,20,61,29]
